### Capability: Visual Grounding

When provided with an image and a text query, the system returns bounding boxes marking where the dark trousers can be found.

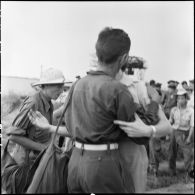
[149,137,162,171]
[169,130,193,172]
[67,147,133,193]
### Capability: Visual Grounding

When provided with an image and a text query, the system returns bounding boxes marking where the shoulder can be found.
[109,79,130,94]
[186,106,194,114]
[19,92,40,111]
[171,106,178,113]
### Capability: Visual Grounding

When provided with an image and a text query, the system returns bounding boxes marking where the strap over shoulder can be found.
[52,80,79,143]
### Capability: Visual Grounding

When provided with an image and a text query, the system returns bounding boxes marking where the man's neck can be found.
[96,62,119,78]
[179,104,187,110]
[41,90,52,102]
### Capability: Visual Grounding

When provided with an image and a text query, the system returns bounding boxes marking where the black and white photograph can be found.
[1,1,194,194]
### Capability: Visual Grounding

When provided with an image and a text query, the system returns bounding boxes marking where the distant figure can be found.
[150,80,156,88]
[75,75,81,80]
[182,81,189,90]
[155,83,162,96]
[162,80,177,119]
[175,81,179,89]
[187,79,194,109]
[168,88,194,176]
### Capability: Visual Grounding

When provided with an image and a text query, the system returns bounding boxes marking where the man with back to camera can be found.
[64,27,137,193]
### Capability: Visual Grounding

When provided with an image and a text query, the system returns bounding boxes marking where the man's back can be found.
[65,70,136,144]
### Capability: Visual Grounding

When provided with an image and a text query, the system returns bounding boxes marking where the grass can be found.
[1,92,23,118]
[146,161,194,193]
[147,165,186,190]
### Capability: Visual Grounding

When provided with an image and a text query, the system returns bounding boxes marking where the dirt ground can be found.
[146,161,194,193]
[147,183,194,194]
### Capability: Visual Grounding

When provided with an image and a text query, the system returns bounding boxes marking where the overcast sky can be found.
[1,1,194,87]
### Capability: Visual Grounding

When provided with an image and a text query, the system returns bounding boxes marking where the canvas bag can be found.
[1,139,31,194]
[26,81,77,194]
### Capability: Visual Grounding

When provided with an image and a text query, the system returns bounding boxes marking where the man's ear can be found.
[119,53,128,68]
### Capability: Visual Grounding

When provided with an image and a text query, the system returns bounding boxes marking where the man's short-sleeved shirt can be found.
[164,91,177,109]
[188,91,194,109]
[10,91,53,145]
[169,106,194,131]
[64,70,136,144]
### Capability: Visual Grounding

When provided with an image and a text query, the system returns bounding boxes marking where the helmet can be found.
[32,68,65,86]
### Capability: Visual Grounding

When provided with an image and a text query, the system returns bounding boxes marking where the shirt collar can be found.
[39,91,53,112]
[87,70,110,76]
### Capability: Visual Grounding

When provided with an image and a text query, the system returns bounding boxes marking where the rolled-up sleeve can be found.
[8,96,37,136]
[116,85,137,122]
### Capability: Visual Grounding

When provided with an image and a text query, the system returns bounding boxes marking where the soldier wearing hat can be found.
[168,88,194,176]
[162,80,177,119]
[149,79,156,88]
[7,68,65,174]
[182,81,189,90]
[175,81,179,88]
[155,82,162,96]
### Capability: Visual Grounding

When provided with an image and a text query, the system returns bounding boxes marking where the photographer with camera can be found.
[115,56,167,191]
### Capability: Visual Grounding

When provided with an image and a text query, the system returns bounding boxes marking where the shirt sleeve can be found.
[116,85,137,122]
[169,107,175,125]
[9,96,37,136]
[137,101,159,125]
[190,109,194,128]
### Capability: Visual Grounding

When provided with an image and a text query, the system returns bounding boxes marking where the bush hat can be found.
[167,80,175,85]
[176,88,188,96]
[32,68,65,86]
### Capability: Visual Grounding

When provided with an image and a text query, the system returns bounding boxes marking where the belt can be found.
[74,141,118,151]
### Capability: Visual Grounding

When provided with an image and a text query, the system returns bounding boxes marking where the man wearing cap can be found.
[6,68,65,192]
[162,80,177,119]
[175,81,179,89]
[150,79,156,88]
[182,81,189,91]
[155,82,162,96]
[168,88,194,176]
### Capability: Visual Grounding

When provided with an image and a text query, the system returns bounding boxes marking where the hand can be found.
[114,114,152,137]
[146,84,161,103]
[28,109,50,130]
[186,137,191,145]
[166,135,170,141]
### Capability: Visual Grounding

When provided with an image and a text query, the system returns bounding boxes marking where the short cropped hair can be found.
[150,80,156,86]
[182,81,187,85]
[95,27,131,64]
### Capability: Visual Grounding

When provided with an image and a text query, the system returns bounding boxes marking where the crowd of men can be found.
[149,79,194,111]
[148,79,194,178]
